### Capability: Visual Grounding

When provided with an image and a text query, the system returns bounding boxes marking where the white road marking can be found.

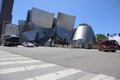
[0,55,22,58]
[0,67,26,74]
[25,69,82,80]
[0,50,118,80]
[0,60,41,65]
[90,74,116,80]
[77,73,96,80]
[0,57,30,60]
[0,63,57,74]
[26,63,57,70]
[0,50,19,56]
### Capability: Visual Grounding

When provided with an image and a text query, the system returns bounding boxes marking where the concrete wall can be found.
[2,24,19,37]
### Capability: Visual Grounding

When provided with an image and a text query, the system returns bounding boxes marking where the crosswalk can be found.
[0,50,118,80]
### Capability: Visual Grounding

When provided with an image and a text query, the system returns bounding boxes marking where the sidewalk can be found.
[0,50,119,80]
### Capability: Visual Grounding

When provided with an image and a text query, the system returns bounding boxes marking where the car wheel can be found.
[112,50,116,52]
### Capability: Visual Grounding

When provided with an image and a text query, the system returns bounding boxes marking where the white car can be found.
[22,42,35,47]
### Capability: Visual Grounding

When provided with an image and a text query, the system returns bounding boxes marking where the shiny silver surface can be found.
[21,30,37,41]
[31,7,54,28]
[73,24,96,44]
[56,12,76,31]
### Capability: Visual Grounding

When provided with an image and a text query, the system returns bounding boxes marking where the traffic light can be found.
[114,33,116,36]
[107,33,109,37]
[119,33,120,37]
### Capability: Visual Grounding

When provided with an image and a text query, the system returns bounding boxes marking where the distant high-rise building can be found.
[0,0,14,37]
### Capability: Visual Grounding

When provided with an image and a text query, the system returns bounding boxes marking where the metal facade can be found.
[73,24,96,45]
[56,12,76,31]
[31,7,54,28]
[19,8,55,42]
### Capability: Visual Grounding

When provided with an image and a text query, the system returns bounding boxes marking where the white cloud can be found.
[109,35,120,45]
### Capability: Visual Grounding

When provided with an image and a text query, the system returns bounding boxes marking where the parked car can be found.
[21,42,35,47]
[2,35,20,46]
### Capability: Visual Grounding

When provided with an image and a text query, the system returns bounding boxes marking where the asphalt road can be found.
[0,46,120,79]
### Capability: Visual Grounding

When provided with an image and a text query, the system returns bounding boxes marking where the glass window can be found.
[0,0,3,13]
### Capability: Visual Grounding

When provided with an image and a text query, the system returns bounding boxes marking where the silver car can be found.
[22,42,35,47]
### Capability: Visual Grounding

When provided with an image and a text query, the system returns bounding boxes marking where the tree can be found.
[84,42,92,49]
[96,34,108,43]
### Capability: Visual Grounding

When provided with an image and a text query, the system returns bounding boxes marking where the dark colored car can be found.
[2,35,20,46]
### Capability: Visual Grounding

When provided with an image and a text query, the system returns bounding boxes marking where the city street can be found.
[0,46,120,79]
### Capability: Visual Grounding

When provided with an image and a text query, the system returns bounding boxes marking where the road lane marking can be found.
[0,63,58,74]
[0,57,31,61]
[0,55,22,58]
[0,50,118,80]
[26,64,57,70]
[90,74,116,80]
[76,73,96,80]
[0,60,41,65]
[0,67,26,74]
[25,69,82,80]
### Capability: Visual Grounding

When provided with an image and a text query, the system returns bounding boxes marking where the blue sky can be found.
[12,0,120,35]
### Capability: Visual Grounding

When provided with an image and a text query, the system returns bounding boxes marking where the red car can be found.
[97,40,118,52]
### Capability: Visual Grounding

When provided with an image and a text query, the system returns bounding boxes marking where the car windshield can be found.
[105,41,118,45]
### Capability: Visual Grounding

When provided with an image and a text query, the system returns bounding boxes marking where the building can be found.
[1,24,19,44]
[0,0,14,37]
[72,23,96,48]
[19,7,55,46]
[1,24,19,37]
[18,7,97,48]
[18,7,77,46]
[54,12,76,45]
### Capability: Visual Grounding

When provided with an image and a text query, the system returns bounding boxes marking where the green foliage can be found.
[82,42,93,49]
[96,34,108,43]
[85,42,92,46]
